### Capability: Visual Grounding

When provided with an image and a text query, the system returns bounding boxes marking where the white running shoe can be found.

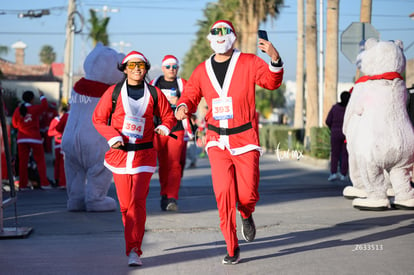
[328,173,338,181]
[128,251,142,266]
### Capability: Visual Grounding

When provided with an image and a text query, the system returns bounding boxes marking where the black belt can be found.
[207,122,252,135]
[119,142,153,151]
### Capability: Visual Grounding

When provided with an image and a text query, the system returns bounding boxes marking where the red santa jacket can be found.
[48,112,68,147]
[92,81,176,174]
[12,96,48,144]
[177,50,283,155]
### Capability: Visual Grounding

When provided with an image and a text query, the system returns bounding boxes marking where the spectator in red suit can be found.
[12,90,52,190]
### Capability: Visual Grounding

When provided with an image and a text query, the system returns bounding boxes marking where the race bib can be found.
[212,97,233,120]
[122,115,145,139]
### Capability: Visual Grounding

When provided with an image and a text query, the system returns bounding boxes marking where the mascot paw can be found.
[67,199,86,212]
[343,186,367,199]
[86,196,117,212]
[352,198,390,211]
[392,198,414,210]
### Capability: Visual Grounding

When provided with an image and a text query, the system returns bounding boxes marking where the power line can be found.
[1,27,414,36]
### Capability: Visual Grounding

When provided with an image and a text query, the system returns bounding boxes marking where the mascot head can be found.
[357,38,406,75]
[83,42,125,85]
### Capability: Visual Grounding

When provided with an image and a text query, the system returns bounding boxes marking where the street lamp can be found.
[94,5,119,18]
[112,41,131,53]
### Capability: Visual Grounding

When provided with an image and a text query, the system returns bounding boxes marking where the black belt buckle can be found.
[219,128,227,135]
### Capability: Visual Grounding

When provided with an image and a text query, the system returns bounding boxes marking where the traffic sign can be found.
[341,22,380,63]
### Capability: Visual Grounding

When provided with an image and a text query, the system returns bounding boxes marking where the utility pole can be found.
[356,0,372,80]
[62,0,76,103]
[318,0,324,127]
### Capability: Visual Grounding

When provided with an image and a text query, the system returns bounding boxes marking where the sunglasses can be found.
[210,27,233,35]
[165,64,178,70]
[127,61,146,70]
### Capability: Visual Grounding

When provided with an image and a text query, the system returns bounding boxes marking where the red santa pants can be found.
[17,142,49,188]
[208,147,260,256]
[54,147,66,187]
[154,130,185,199]
[113,172,152,256]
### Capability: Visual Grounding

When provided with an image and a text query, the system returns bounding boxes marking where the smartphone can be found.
[258,30,268,41]
[258,30,268,52]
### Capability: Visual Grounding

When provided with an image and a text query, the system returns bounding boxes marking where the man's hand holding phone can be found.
[257,29,280,63]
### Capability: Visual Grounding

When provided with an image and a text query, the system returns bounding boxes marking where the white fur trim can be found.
[269,62,284,72]
[155,125,170,136]
[108,136,123,147]
[123,53,147,64]
[162,58,178,66]
[211,22,233,31]
[17,139,43,144]
[104,161,156,174]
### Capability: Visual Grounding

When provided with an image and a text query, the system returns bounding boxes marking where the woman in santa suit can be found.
[12,90,51,190]
[175,20,284,264]
[92,51,175,267]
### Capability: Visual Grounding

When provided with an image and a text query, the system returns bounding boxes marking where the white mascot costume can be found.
[62,43,125,211]
[343,38,414,210]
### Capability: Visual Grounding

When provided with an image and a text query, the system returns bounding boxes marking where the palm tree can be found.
[305,0,318,146]
[323,0,339,122]
[88,9,110,46]
[181,0,285,78]
[39,45,56,65]
[233,0,284,53]
[294,0,305,129]
[0,46,8,56]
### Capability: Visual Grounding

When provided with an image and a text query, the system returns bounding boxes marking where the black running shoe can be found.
[160,195,168,211]
[222,247,240,265]
[241,214,256,242]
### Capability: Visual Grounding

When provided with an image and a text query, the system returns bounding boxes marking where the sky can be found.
[0,0,413,83]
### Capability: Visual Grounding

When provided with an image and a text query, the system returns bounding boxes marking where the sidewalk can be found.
[1,153,413,275]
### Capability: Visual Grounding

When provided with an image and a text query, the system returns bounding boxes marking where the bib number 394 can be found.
[122,115,145,139]
[212,97,233,120]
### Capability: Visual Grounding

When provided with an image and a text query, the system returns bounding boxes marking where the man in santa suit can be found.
[93,51,175,266]
[175,19,284,264]
[150,55,187,211]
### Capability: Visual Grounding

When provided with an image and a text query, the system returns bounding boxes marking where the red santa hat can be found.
[121,51,148,64]
[162,55,179,66]
[210,20,237,37]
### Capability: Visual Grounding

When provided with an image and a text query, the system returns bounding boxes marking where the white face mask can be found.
[207,32,236,54]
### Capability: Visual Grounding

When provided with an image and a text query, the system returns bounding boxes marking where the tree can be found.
[323,0,339,122]
[305,0,318,147]
[88,9,110,46]
[181,0,285,79]
[39,45,56,65]
[256,84,286,118]
[0,46,8,56]
[234,0,284,53]
[293,0,305,129]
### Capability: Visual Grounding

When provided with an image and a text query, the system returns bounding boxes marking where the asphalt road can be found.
[1,153,413,275]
